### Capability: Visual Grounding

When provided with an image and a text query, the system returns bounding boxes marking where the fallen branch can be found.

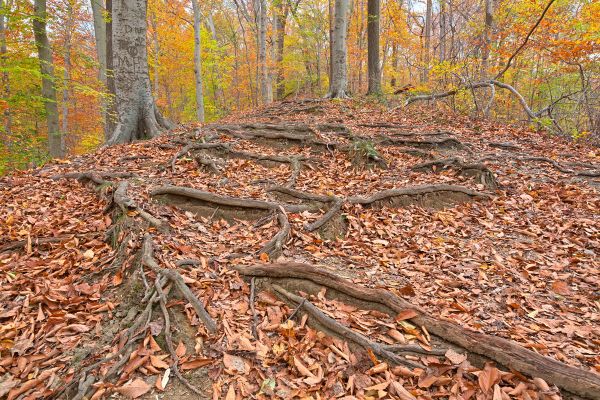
[235,262,600,400]
[272,285,424,369]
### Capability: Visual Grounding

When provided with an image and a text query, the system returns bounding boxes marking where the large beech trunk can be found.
[107,0,171,145]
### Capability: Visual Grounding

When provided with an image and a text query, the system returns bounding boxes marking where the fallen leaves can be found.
[115,378,151,399]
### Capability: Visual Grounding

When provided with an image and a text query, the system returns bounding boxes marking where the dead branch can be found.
[272,285,424,369]
[141,234,217,333]
[235,262,600,400]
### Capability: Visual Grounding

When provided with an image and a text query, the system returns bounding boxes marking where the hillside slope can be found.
[1,99,599,399]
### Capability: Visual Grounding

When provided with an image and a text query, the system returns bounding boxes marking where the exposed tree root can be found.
[519,156,575,174]
[378,136,465,151]
[266,186,345,233]
[234,262,600,400]
[489,142,520,151]
[141,234,217,333]
[51,171,132,186]
[348,184,491,209]
[195,154,225,174]
[113,181,167,231]
[150,185,292,257]
[412,158,499,190]
[577,170,600,177]
[0,232,98,253]
[272,285,424,369]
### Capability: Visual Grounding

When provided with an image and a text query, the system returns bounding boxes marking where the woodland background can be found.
[0,0,598,173]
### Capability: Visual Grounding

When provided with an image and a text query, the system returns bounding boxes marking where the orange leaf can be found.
[115,378,151,399]
[180,358,213,370]
[150,355,169,369]
[395,309,418,322]
[478,363,501,393]
[175,341,186,358]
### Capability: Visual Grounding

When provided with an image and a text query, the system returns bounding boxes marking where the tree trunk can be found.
[328,0,333,84]
[257,0,272,104]
[366,0,380,94]
[327,0,349,98]
[191,0,205,122]
[0,0,12,142]
[390,44,398,88]
[150,11,159,97]
[274,0,288,100]
[32,0,64,157]
[421,0,432,83]
[107,0,171,145]
[105,0,117,137]
[439,0,446,62]
[480,0,493,79]
[90,0,110,140]
[61,0,74,137]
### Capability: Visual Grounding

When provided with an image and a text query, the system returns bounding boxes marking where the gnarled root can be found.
[233,262,600,400]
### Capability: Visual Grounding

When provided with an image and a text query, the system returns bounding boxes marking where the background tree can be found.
[327,0,349,98]
[366,0,380,94]
[32,0,64,157]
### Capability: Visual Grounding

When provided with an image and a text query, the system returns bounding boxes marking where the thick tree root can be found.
[272,285,424,369]
[519,156,575,174]
[234,262,600,400]
[150,185,292,257]
[348,184,491,209]
[0,232,98,253]
[412,158,498,190]
[377,136,465,151]
[51,171,133,186]
[114,181,167,231]
[141,234,217,332]
[266,186,344,233]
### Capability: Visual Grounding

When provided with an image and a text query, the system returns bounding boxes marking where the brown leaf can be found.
[115,378,151,399]
[551,281,571,296]
[150,355,169,369]
[478,363,501,393]
[175,341,186,358]
[395,309,418,322]
[180,358,213,370]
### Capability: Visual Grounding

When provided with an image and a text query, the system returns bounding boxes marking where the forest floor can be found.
[0,98,599,400]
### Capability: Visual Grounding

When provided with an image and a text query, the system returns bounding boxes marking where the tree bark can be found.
[480,0,493,78]
[90,0,110,140]
[32,0,64,157]
[105,0,117,137]
[107,0,171,145]
[274,0,288,100]
[191,0,205,122]
[439,0,446,62]
[421,0,432,83]
[0,0,12,143]
[327,0,349,98]
[366,0,380,94]
[61,0,75,137]
[257,0,272,104]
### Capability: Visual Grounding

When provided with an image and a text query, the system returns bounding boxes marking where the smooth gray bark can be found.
[257,0,272,103]
[191,0,205,122]
[61,0,74,136]
[366,0,380,94]
[327,0,349,98]
[90,0,110,140]
[107,0,171,145]
[480,0,493,78]
[421,0,432,83]
[32,0,64,157]
[0,0,12,141]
